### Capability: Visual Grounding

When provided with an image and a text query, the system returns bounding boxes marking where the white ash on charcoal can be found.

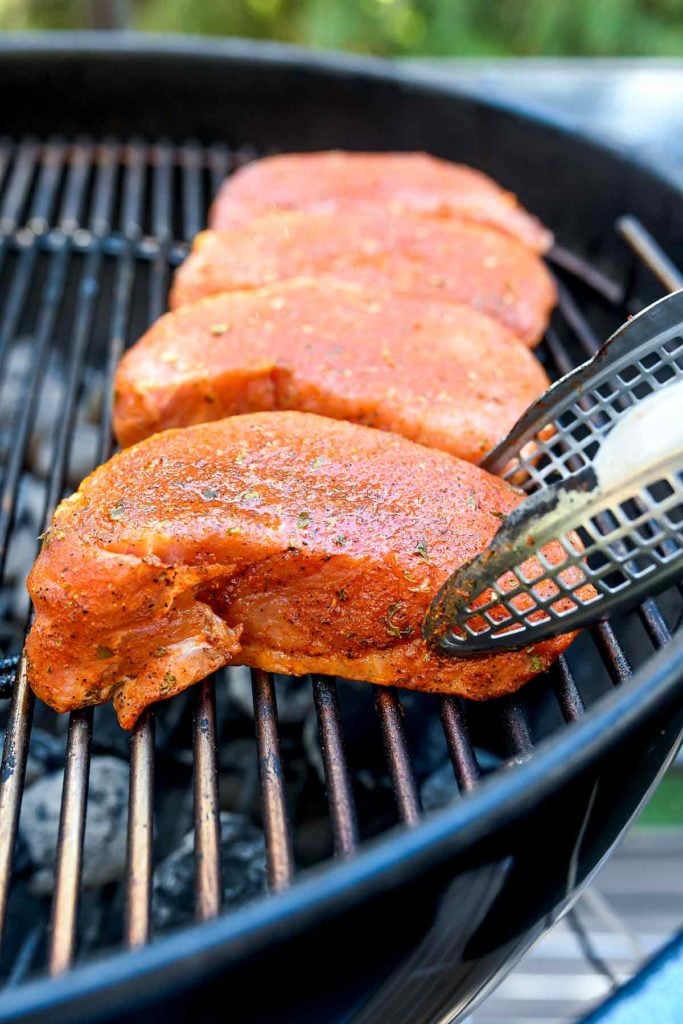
[153,812,267,931]
[19,756,128,895]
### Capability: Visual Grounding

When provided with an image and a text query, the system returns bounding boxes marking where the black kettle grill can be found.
[0,34,681,1024]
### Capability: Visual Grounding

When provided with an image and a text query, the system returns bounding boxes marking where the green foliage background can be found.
[0,0,682,57]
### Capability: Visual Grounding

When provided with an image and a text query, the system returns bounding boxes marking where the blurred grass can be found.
[637,771,683,828]
[0,0,682,57]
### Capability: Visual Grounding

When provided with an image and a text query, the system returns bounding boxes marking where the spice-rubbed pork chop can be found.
[209,151,553,253]
[26,412,582,729]
[114,278,550,457]
[170,211,556,347]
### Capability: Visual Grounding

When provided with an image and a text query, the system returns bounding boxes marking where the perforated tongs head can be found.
[424,290,683,655]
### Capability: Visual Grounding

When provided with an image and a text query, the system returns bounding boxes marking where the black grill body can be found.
[0,35,681,1024]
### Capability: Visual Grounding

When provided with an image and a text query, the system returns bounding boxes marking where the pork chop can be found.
[209,151,552,252]
[115,279,550,457]
[171,211,556,347]
[27,412,581,729]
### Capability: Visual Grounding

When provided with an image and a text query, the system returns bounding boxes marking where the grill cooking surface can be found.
[0,137,680,987]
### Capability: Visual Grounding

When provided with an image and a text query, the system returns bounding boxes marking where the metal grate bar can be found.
[374,688,421,825]
[499,699,533,757]
[312,675,358,858]
[208,143,231,199]
[47,140,137,971]
[553,656,586,722]
[0,239,40,372]
[111,215,156,944]
[0,657,16,698]
[180,141,204,242]
[0,138,39,232]
[252,669,294,891]
[90,140,118,236]
[549,244,623,305]
[0,240,70,574]
[44,177,114,520]
[556,280,603,359]
[149,141,173,322]
[152,140,173,243]
[0,658,34,948]
[594,622,632,685]
[125,711,155,947]
[0,143,101,954]
[174,139,226,917]
[59,140,93,232]
[121,140,145,239]
[639,598,671,649]
[193,680,221,921]
[48,708,93,975]
[439,696,480,792]
[0,143,67,373]
[27,138,66,232]
[0,139,13,207]
[618,215,683,293]
[123,139,175,947]
[544,325,574,378]
[0,148,92,576]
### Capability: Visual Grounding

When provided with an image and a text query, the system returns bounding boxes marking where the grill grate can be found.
[0,137,679,987]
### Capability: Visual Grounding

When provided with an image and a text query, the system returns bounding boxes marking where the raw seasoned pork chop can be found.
[27,412,580,729]
[209,151,552,253]
[171,211,555,347]
[114,278,550,457]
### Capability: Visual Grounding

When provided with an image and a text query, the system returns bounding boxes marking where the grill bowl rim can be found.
[0,31,682,200]
[0,35,681,1020]
[1,631,681,1024]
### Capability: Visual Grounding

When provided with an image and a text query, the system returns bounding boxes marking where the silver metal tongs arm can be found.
[424,290,683,655]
